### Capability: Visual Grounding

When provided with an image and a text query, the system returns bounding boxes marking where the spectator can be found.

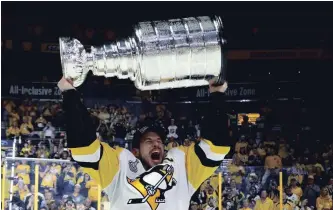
[186,120,197,138]
[228,156,246,187]
[15,160,30,185]
[50,162,61,175]
[290,177,303,199]
[316,187,333,210]
[65,197,77,210]
[167,119,178,139]
[240,115,253,137]
[20,142,32,156]
[86,177,99,207]
[254,189,274,210]
[36,143,50,158]
[43,121,55,139]
[61,163,77,195]
[166,137,179,150]
[35,114,47,131]
[23,185,46,210]
[8,108,20,127]
[274,193,293,210]
[42,103,53,121]
[240,200,251,210]
[12,176,30,201]
[84,198,97,210]
[205,196,217,210]
[262,149,282,186]
[6,121,20,138]
[44,190,57,207]
[72,184,85,204]
[303,175,320,208]
[20,116,34,137]
[3,100,16,115]
[298,199,312,210]
[285,186,299,207]
[40,165,57,191]
[235,135,248,153]
[327,178,333,197]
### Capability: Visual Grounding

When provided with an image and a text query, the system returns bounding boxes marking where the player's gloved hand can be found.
[208,77,228,93]
[57,76,75,92]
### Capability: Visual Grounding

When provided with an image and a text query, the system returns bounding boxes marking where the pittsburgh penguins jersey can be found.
[71,138,230,210]
[62,87,231,210]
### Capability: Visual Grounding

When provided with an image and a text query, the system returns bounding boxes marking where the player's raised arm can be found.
[58,77,121,188]
[177,81,231,191]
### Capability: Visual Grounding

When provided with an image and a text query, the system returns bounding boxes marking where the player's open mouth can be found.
[150,151,161,161]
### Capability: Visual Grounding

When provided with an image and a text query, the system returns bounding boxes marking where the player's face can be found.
[139,132,164,169]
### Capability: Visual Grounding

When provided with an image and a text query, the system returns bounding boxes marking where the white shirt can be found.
[167,125,178,138]
[43,125,55,138]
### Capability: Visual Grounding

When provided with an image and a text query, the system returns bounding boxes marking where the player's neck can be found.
[140,158,151,171]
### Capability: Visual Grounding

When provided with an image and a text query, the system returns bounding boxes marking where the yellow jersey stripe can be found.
[199,140,230,161]
[82,144,123,189]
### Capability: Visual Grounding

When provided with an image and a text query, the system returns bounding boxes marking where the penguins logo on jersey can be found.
[127,164,177,210]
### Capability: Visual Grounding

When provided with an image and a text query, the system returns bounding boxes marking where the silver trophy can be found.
[59,16,226,90]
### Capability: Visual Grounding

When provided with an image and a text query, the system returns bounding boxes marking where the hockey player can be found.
[58,77,231,210]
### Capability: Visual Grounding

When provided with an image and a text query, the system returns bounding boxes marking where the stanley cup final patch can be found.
[129,159,139,173]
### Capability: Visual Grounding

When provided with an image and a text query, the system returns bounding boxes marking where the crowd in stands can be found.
[1,98,333,210]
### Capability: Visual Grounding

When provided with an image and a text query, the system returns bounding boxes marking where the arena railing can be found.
[2,157,289,210]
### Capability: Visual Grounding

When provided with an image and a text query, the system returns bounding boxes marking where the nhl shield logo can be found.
[129,159,139,173]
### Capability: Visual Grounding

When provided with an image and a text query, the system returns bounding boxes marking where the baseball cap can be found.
[308,175,314,179]
[132,124,166,149]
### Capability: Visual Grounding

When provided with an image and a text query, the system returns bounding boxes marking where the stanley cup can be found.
[59,16,226,90]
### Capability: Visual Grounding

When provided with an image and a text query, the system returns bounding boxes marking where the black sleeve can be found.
[200,92,232,147]
[62,89,96,148]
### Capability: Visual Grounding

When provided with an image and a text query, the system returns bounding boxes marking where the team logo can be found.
[129,159,139,173]
[127,164,177,210]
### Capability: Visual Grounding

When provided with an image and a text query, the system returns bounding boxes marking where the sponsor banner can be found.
[169,83,260,101]
[195,84,257,99]
[2,81,301,101]
[169,81,301,101]
[2,82,62,99]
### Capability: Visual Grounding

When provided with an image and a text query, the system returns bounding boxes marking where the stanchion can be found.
[9,137,18,210]
[2,164,7,210]
[34,165,39,210]
[98,184,101,210]
[218,172,222,210]
[279,171,283,210]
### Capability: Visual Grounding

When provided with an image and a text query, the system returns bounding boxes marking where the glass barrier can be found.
[2,157,307,210]
[0,135,136,160]
[2,157,109,210]
[2,136,133,160]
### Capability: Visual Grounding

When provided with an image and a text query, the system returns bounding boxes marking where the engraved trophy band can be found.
[59,16,226,90]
